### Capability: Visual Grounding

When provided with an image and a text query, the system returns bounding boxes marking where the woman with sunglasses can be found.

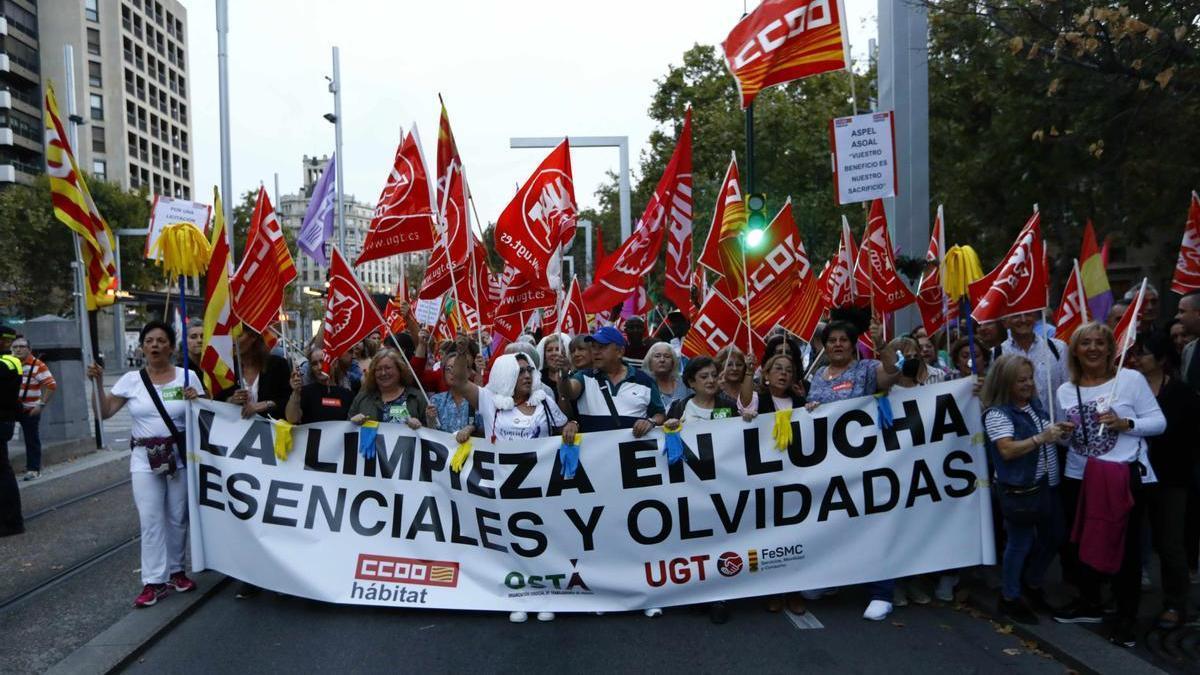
[446,334,570,623]
[285,347,356,424]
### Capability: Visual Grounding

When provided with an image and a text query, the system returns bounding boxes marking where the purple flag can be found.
[298,153,337,266]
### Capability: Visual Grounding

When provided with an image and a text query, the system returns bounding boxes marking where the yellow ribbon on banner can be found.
[450,440,472,473]
[772,409,793,452]
[273,419,294,461]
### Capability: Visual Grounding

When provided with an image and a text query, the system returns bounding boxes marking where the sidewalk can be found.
[9,371,133,477]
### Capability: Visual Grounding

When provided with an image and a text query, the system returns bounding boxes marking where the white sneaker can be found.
[536,612,555,622]
[509,611,528,623]
[643,607,663,618]
[22,470,39,481]
[863,600,893,621]
[935,575,958,602]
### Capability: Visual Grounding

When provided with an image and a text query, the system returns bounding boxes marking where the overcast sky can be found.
[186,0,877,228]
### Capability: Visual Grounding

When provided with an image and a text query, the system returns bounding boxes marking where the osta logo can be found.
[717,551,744,577]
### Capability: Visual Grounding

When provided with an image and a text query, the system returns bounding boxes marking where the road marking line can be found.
[785,609,824,630]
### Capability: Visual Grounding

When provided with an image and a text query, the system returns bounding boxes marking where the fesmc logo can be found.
[351,553,459,605]
[521,169,576,255]
[504,559,592,597]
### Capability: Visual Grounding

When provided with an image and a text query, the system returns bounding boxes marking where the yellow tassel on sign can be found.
[772,409,793,452]
[942,245,984,300]
[151,222,213,278]
[273,419,294,461]
[450,440,472,473]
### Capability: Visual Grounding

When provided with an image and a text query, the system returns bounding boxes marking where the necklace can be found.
[823,364,848,381]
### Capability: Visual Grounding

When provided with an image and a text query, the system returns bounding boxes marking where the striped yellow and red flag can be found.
[744,199,826,342]
[201,188,239,396]
[697,154,747,299]
[44,83,118,310]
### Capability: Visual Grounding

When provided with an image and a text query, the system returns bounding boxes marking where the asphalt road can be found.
[124,586,1066,674]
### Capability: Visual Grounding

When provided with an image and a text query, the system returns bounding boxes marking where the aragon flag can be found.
[494,139,577,290]
[200,188,238,396]
[357,126,437,266]
[722,0,851,109]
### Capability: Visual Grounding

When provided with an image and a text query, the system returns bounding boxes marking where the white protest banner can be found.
[413,296,443,327]
[186,379,994,612]
[829,111,897,206]
[144,195,213,260]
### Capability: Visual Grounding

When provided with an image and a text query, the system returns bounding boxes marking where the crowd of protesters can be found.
[1,285,1198,647]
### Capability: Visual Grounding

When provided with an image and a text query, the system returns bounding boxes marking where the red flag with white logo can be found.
[494,139,577,289]
[496,264,556,319]
[553,277,591,337]
[682,291,746,358]
[322,248,386,373]
[859,199,916,313]
[231,187,297,334]
[358,126,436,265]
[1113,279,1147,358]
[1170,192,1200,295]
[970,211,1049,324]
[744,199,825,341]
[662,109,695,319]
[1054,259,1089,343]
[826,217,860,308]
[584,111,691,313]
[916,204,949,335]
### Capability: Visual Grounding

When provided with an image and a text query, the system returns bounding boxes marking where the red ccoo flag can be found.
[722,0,851,109]
[231,187,297,334]
[858,199,916,313]
[744,199,825,341]
[916,205,949,335]
[1170,192,1200,295]
[358,126,437,265]
[971,211,1049,324]
[1054,259,1089,343]
[662,109,695,319]
[494,139,577,289]
[322,248,387,373]
[682,291,748,358]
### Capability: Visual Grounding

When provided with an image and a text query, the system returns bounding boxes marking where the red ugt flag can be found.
[859,199,916,312]
[1113,279,1148,358]
[826,218,859,308]
[662,109,695,319]
[554,277,591,337]
[916,204,949,335]
[1170,192,1200,295]
[231,187,297,334]
[971,211,1049,324]
[1054,259,1088,343]
[322,248,386,373]
[494,139,577,289]
[358,126,437,265]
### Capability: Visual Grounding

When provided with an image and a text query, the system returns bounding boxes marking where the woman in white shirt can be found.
[446,337,572,623]
[87,320,203,609]
[1052,322,1166,648]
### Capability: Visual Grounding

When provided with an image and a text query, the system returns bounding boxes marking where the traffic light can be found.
[744,193,767,248]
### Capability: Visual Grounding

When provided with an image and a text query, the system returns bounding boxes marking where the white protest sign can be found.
[830,111,897,205]
[414,296,443,326]
[144,196,212,260]
[186,380,995,612]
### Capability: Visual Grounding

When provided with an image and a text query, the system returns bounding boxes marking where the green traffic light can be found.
[744,192,768,249]
[744,226,765,249]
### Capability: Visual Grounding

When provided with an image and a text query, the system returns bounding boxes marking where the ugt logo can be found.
[522,170,576,254]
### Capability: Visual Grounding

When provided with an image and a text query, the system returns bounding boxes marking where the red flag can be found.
[1170,192,1200,295]
[697,154,747,299]
[971,211,1049,323]
[494,139,577,289]
[456,235,494,328]
[859,199,917,312]
[662,109,695,318]
[358,126,437,265]
[418,246,453,300]
[682,291,746,358]
[322,248,386,373]
[492,310,526,343]
[382,278,410,337]
[231,187,297,334]
[721,0,850,109]
[1054,259,1089,343]
[436,101,461,211]
[826,217,860,308]
[916,204,949,335]
[555,277,591,337]
[1113,279,1147,358]
[442,164,470,266]
[496,264,556,319]
[584,111,691,312]
[744,199,824,341]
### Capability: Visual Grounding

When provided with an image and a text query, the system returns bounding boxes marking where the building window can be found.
[92,160,107,180]
[89,61,103,87]
[87,28,102,56]
[89,94,104,121]
[86,0,100,22]
[92,127,106,153]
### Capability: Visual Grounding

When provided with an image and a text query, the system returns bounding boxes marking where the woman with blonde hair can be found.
[714,345,756,414]
[980,354,1074,624]
[1051,322,1165,648]
[348,349,426,429]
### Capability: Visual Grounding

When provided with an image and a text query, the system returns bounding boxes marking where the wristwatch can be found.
[1126,418,1135,431]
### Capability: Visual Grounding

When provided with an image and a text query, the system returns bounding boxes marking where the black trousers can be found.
[0,421,24,535]
[1060,467,1149,621]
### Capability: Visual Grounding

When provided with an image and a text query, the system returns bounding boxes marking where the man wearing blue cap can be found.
[557,325,664,437]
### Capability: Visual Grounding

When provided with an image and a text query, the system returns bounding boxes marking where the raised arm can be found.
[86,363,128,419]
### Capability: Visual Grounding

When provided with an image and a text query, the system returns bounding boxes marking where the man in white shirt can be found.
[998,312,1069,410]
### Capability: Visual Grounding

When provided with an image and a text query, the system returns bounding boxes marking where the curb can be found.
[46,572,230,675]
[962,585,1167,675]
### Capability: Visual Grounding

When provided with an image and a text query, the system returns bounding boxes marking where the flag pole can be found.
[1102,277,1147,433]
[1041,306,1054,422]
[739,244,754,357]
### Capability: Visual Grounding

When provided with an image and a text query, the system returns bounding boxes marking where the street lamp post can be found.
[327,47,347,255]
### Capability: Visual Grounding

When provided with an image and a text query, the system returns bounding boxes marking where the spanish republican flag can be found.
[1079,219,1113,322]
[44,83,118,310]
[201,188,238,396]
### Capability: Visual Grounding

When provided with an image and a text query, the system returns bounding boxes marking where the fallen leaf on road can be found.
[995,623,1013,634]
[891,621,906,628]
[1002,648,1022,656]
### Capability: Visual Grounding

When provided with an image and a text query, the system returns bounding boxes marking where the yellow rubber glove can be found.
[449,440,472,473]
[772,409,793,452]
[273,419,294,461]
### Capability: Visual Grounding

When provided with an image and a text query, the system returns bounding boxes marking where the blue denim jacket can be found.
[984,400,1049,488]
